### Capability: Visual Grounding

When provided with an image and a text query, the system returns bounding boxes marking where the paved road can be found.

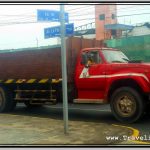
[13,103,150,143]
[14,103,114,123]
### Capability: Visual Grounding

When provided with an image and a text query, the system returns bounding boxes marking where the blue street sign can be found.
[37,9,69,22]
[44,23,74,39]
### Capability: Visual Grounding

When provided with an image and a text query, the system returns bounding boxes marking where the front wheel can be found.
[110,87,145,123]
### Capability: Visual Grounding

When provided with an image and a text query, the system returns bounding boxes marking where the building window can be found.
[99,14,105,20]
[112,14,115,19]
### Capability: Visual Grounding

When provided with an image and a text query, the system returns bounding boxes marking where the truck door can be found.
[76,50,106,99]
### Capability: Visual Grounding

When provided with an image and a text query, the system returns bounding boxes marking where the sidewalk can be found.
[0,114,133,145]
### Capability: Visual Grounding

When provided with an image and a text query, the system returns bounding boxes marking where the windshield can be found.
[102,50,129,63]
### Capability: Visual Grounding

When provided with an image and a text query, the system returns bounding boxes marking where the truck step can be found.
[73,99,105,104]
[14,90,56,93]
[15,98,56,101]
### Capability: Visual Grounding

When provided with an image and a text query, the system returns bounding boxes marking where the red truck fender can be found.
[104,75,150,101]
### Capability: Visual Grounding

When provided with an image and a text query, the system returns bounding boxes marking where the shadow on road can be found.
[9,103,150,129]
[10,104,116,123]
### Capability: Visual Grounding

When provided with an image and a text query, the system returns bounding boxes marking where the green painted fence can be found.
[105,35,150,62]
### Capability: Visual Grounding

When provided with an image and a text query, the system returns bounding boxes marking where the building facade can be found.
[95,5,117,40]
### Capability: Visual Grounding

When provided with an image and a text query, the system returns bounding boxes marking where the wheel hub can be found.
[117,95,136,117]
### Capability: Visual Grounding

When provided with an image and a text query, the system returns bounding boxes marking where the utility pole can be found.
[60,4,69,134]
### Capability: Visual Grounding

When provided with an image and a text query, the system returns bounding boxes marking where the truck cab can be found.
[75,47,150,123]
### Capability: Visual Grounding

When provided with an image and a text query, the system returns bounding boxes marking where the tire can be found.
[0,86,16,112]
[110,87,145,123]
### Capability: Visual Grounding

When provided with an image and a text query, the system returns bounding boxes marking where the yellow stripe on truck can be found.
[16,79,26,83]
[52,79,62,83]
[5,79,14,83]
[26,79,36,83]
[39,79,49,83]
[2,78,62,84]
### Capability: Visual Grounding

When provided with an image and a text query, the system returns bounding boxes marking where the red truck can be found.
[0,37,149,123]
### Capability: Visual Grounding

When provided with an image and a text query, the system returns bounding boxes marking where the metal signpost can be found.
[37,6,74,134]
[60,5,69,134]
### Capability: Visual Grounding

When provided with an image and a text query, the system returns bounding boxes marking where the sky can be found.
[0,4,150,50]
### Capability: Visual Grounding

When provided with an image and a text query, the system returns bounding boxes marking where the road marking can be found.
[113,124,150,144]
[113,124,139,137]
[133,140,150,144]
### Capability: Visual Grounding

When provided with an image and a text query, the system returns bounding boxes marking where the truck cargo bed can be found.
[0,46,61,80]
[0,37,103,83]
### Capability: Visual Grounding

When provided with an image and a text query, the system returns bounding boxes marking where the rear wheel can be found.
[0,86,16,112]
[110,87,145,123]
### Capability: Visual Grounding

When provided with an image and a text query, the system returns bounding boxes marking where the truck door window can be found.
[87,51,101,64]
[81,51,101,65]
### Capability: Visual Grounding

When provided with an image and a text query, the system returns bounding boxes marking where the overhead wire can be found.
[65,5,93,11]
[0,5,149,26]
[0,5,149,49]
[0,5,148,18]
[0,8,150,22]
[0,6,148,20]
